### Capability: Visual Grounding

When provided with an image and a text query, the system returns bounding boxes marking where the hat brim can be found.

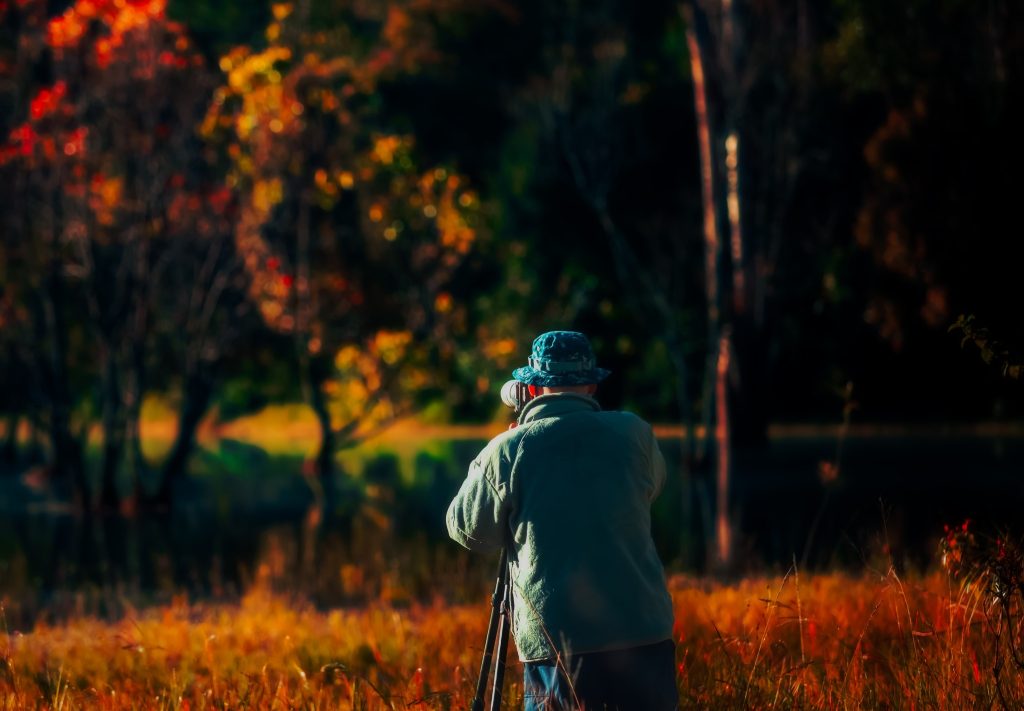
[511,365,611,387]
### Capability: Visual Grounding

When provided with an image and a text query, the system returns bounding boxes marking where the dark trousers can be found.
[522,639,679,711]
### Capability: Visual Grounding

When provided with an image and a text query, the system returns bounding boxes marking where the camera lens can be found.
[500,380,522,410]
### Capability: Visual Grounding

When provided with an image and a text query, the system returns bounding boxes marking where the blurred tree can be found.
[148,181,251,507]
[0,0,245,509]
[516,0,842,567]
[523,1,705,565]
[828,0,1024,417]
[2,0,1020,524]
[201,0,482,507]
[682,0,861,567]
[1,0,92,503]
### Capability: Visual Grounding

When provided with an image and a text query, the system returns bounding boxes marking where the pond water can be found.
[2,433,1022,625]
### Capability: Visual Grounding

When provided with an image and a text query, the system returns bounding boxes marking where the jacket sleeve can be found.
[446,443,511,553]
[649,427,667,501]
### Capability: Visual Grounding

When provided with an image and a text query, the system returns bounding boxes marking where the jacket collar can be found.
[517,392,601,425]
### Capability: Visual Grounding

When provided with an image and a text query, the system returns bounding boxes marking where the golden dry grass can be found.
[2,565,1021,710]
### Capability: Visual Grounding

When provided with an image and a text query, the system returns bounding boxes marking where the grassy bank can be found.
[1,567,1018,710]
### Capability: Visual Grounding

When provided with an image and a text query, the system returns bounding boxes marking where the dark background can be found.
[1,0,1023,610]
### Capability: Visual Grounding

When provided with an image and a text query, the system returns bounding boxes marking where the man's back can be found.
[447,393,674,662]
[509,402,673,660]
[446,330,678,710]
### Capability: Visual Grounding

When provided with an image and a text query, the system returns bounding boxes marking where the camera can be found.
[500,380,530,411]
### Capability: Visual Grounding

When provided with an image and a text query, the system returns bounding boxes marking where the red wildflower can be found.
[409,667,424,699]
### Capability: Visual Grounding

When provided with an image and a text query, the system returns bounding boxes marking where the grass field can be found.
[4,410,1023,708]
[2,561,1021,710]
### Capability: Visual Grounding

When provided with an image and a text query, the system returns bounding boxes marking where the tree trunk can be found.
[42,259,89,509]
[2,413,17,464]
[685,4,734,568]
[729,319,769,447]
[123,380,147,508]
[155,372,212,507]
[293,185,338,508]
[685,4,721,468]
[713,330,733,569]
[47,394,86,508]
[122,292,149,509]
[27,417,44,465]
[309,361,336,505]
[665,342,697,567]
[723,104,768,450]
[98,353,124,511]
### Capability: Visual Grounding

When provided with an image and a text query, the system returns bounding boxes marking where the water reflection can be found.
[2,435,1023,627]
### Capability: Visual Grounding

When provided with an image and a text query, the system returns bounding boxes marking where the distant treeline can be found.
[0,0,1021,532]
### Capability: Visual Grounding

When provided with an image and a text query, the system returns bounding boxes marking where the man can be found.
[447,330,678,710]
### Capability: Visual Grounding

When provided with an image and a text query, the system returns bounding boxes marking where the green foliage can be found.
[167,0,271,57]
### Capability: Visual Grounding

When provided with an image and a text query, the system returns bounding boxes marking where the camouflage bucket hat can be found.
[511,331,611,387]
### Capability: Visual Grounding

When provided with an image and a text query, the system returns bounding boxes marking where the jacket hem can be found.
[517,631,674,664]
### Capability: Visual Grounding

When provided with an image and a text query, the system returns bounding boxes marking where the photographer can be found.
[447,331,678,710]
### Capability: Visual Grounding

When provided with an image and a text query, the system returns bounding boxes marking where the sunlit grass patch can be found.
[2,588,492,710]
[3,566,1022,709]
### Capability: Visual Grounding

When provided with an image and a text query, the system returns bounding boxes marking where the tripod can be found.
[472,548,513,711]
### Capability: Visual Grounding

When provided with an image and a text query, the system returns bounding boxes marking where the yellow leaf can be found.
[371,135,402,165]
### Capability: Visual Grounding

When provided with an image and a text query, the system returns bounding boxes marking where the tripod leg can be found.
[489,565,512,710]
[472,549,508,711]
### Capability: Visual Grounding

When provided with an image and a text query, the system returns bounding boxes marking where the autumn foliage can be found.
[0,0,490,505]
